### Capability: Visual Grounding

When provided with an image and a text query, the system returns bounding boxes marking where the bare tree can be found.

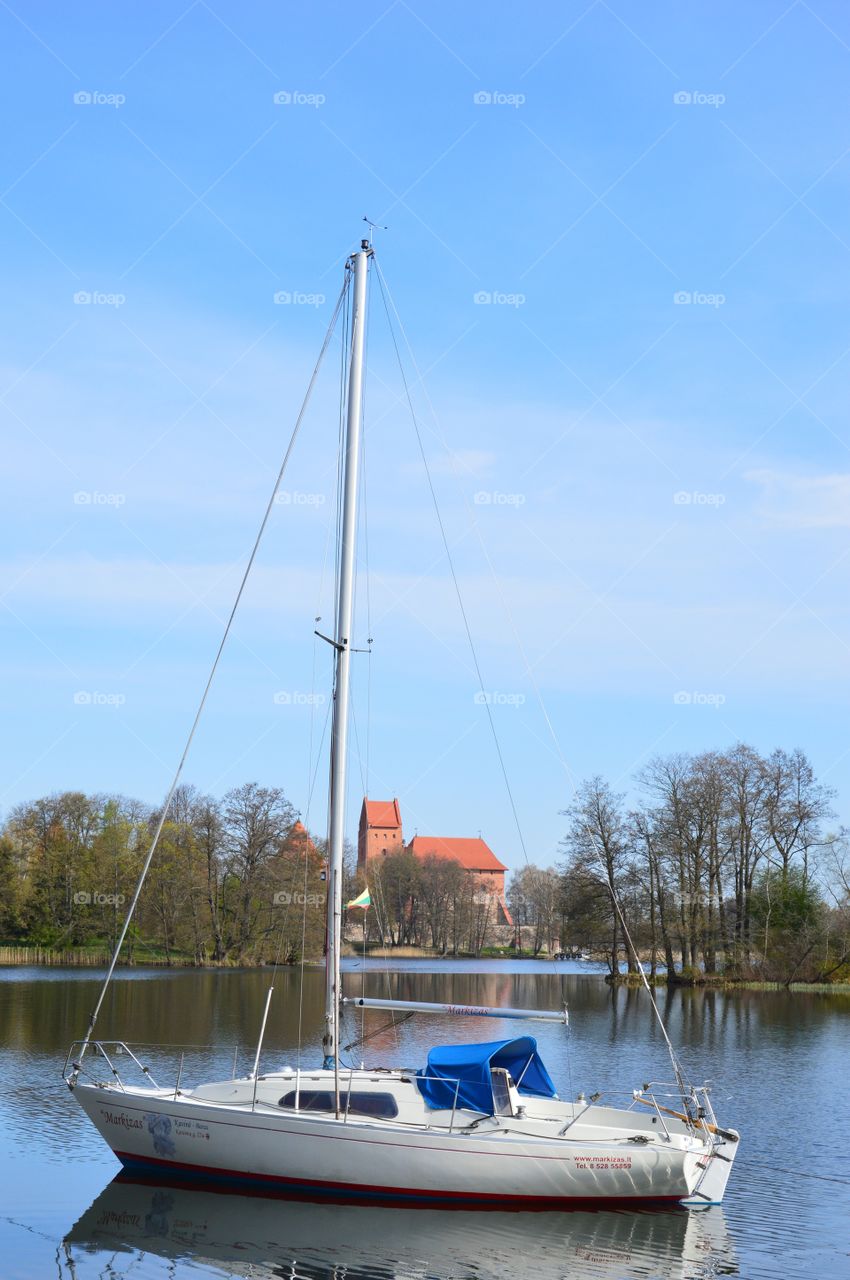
[220,783,298,960]
[508,865,561,955]
[561,778,637,975]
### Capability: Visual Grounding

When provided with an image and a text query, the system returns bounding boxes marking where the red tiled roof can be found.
[362,798,402,828]
[287,821,317,851]
[408,836,507,873]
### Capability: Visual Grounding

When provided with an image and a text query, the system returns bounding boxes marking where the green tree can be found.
[750,866,825,983]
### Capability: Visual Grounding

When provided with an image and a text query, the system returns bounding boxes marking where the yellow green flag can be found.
[346,887,371,909]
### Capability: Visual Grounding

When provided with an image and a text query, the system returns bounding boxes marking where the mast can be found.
[323,240,371,1069]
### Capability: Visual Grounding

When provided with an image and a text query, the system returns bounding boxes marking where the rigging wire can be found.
[345,260,374,806]
[371,256,691,1100]
[296,634,322,1070]
[332,253,386,1055]
[372,256,561,1064]
[364,863,408,1057]
[297,276,354,1070]
[304,460,339,833]
[372,258,530,871]
[360,270,374,798]
[342,1009,415,1055]
[349,692,370,800]
[332,270,350,663]
[305,698,334,815]
[73,276,351,1069]
[296,701,335,1066]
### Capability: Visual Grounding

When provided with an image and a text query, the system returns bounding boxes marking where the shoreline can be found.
[1,945,848,992]
[605,972,850,993]
[0,942,586,967]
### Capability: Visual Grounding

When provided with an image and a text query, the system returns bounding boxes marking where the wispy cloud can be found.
[400,447,496,478]
[746,468,850,528]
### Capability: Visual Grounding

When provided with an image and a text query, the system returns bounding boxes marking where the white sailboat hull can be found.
[73,1079,727,1206]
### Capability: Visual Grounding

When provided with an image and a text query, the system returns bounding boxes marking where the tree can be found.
[819,834,850,982]
[220,783,298,960]
[191,792,227,961]
[637,752,728,975]
[561,746,837,983]
[6,791,128,945]
[419,855,466,953]
[265,824,328,963]
[0,834,23,939]
[508,865,561,955]
[750,866,825,983]
[764,748,834,885]
[368,848,422,946]
[560,778,638,975]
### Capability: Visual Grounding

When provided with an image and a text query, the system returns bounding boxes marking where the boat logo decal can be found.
[144,1111,177,1157]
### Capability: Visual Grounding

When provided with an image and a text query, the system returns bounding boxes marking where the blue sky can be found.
[3,1,850,869]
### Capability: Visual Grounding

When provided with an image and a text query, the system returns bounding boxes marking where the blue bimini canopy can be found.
[416,1036,558,1114]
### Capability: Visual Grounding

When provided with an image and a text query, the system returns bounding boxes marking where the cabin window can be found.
[277,1090,399,1118]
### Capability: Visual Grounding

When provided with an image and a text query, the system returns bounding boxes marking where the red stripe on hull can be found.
[114,1149,686,1209]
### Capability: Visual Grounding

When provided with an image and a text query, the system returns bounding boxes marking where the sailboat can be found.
[65,237,739,1207]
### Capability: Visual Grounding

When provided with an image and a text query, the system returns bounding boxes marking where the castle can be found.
[357,798,513,926]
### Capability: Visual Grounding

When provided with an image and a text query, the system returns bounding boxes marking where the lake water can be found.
[1,960,848,1279]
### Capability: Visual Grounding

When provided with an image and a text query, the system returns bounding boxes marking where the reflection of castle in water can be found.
[65,1174,738,1280]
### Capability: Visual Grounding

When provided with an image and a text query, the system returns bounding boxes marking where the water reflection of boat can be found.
[65,1173,738,1280]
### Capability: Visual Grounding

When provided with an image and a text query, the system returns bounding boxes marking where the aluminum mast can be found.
[322,240,370,1069]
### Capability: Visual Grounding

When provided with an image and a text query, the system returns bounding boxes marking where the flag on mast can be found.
[346,887,371,909]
